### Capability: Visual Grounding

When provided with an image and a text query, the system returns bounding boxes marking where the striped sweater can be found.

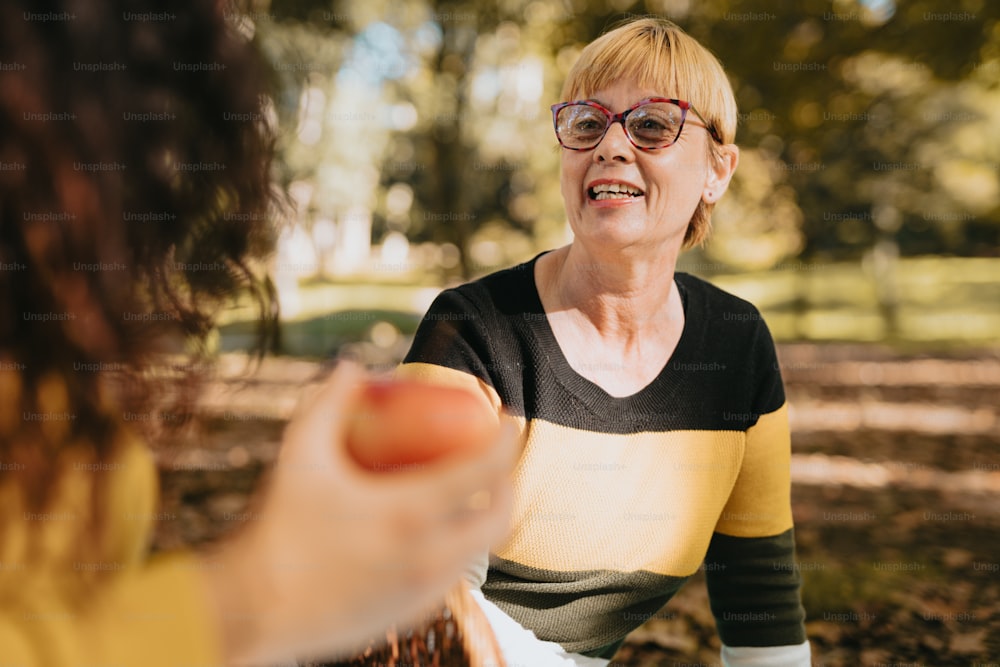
[399,254,807,660]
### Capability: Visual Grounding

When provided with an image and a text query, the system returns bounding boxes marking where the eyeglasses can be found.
[550,97,722,151]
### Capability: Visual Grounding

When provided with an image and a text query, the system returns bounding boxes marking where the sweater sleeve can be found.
[0,552,224,667]
[398,286,506,416]
[398,286,513,591]
[703,319,809,661]
[704,529,809,653]
[0,430,224,667]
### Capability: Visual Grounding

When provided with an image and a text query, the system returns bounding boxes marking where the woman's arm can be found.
[0,364,517,666]
[200,362,518,665]
[704,320,810,666]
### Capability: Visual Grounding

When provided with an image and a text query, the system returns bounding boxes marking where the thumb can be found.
[279,360,368,469]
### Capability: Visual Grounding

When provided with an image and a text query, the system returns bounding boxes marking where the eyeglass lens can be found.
[556,102,685,149]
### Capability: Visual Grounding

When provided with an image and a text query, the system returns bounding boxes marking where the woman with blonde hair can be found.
[401,16,811,666]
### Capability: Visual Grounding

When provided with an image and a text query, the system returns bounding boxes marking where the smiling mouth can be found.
[588,183,645,201]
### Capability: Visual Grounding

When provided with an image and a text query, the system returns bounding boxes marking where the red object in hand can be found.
[347,380,500,471]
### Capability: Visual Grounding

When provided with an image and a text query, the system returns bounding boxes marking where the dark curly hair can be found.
[0,0,279,517]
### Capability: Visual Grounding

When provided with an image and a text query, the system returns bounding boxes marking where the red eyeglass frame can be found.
[550,97,723,151]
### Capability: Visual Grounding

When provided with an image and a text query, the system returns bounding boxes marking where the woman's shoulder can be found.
[435,254,542,316]
[674,272,778,367]
[674,272,766,320]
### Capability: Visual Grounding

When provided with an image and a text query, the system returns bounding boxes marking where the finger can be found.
[291,360,367,426]
[439,417,520,503]
[376,433,517,560]
[281,361,368,466]
[397,480,512,594]
[381,418,519,528]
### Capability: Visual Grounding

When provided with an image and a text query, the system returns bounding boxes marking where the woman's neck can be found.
[540,243,681,340]
[534,244,686,397]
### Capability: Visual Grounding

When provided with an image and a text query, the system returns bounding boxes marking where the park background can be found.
[155,1,999,665]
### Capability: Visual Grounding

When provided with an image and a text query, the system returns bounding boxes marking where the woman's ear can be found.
[702,143,739,204]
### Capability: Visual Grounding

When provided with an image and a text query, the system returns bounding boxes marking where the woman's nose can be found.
[593,119,633,163]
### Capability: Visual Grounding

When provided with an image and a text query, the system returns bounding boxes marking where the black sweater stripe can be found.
[406,258,785,432]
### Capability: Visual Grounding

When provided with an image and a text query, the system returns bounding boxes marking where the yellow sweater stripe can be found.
[398,361,793,578]
[500,419,745,577]
[714,404,794,537]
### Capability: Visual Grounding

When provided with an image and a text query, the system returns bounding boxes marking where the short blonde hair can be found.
[560,17,738,248]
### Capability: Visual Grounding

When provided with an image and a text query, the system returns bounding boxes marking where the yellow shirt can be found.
[0,432,224,666]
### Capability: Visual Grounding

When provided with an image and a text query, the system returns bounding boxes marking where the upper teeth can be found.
[592,183,642,195]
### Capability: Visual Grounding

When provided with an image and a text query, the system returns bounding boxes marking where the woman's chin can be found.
[572,225,648,251]
[570,216,686,257]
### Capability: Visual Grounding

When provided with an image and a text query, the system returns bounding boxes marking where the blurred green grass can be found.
[714,256,999,346]
[218,257,999,358]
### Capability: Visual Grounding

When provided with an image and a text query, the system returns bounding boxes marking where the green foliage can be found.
[253,0,999,280]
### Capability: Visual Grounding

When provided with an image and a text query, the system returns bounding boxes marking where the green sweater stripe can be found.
[486,557,691,653]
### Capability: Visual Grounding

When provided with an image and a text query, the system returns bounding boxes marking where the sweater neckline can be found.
[521,252,697,415]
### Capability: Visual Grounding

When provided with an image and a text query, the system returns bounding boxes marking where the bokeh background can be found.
[156,1,1000,665]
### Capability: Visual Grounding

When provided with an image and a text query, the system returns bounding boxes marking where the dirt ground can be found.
[150,344,1000,666]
